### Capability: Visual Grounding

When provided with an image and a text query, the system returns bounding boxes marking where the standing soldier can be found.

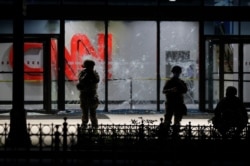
[162,65,188,129]
[76,59,100,129]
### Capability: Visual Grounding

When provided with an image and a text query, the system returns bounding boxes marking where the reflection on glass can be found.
[204,21,239,35]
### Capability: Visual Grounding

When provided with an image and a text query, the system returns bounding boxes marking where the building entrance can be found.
[205,38,250,111]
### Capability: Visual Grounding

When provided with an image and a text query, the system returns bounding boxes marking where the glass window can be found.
[160,0,201,6]
[108,21,157,111]
[204,21,239,35]
[65,21,158,112]
[0,20,13,34]
[62,0,105,5]
[108,0,157,6]
[160,21,199,112]
[64,20,106,111]
[0,43,13,110]
[243,44,250,103]
[25,0,59,5]
[241,22,250,35]
[9,39,58,112]
[24,20,60,34]
[204,0,239,6]
[51,39,58,110]
[205,40,241,111]
[205,40,216,111]
[24,42,44,110]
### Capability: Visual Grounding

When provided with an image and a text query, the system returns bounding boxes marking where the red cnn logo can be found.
[8,33,113,81]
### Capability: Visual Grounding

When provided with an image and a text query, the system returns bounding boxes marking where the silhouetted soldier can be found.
[212,86,249,138]
[162,65,188,134]
[77,60,100,129]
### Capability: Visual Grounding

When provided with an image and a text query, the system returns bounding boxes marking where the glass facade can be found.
[63,20,199,112]
[1,2,250,113]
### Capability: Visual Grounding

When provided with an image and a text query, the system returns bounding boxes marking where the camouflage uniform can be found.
[77,60,100,128]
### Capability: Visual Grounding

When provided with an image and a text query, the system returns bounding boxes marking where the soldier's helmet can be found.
[171,65,182,74]
[82,60,95,69]
[226,86,237,97]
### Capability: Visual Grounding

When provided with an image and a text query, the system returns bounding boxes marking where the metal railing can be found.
[0,117,249,166]
[0,117,249,151]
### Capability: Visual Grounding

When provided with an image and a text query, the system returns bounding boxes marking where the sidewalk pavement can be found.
[0,110,214,126]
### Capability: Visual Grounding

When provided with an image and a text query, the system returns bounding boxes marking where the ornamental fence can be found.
[0,117,249,152]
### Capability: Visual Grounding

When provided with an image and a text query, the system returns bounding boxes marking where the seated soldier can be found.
[212,86,249,138]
